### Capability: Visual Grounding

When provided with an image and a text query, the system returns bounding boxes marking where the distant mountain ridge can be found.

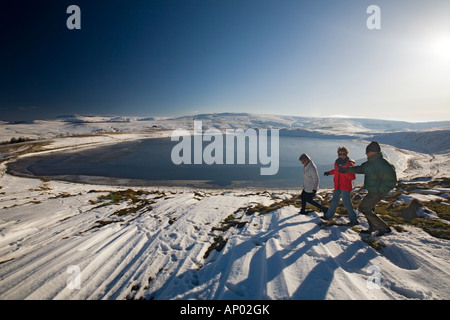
[1,113,449,154]
[59,112,450,133]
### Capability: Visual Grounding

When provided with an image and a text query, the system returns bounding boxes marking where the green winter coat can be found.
[348,152,397,194]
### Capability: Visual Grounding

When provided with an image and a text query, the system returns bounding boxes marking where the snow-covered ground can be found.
[2,113,450,142]
[0,113,449,300]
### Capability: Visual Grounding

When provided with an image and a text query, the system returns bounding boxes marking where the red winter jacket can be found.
[328,158,356,192]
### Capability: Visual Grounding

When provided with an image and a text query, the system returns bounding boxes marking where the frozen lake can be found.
[9,136,402,189]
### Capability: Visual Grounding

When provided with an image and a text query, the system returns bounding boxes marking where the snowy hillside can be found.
[1,113,449,155]
[0,173,449,300]
[0,113,449,301]
[372,129,450,154]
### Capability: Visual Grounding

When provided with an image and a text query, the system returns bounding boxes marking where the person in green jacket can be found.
[339,141,397,236]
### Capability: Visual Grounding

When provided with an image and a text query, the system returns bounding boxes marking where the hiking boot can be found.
[321,215,332,221]
[347,220,359,227]
[376,227,392,237]
[360,227,391,236]
[360,227,375,234]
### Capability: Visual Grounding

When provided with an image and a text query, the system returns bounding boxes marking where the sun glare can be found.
[429,34,450,61]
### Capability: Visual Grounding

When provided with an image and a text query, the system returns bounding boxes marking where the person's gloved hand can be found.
[324,171,330,176]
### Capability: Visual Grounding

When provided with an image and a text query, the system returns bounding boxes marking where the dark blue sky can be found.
[1,0,449,122]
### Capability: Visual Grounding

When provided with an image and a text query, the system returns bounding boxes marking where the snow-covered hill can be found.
[1,113,449,154]
[0,113,449,300]
[372,129,450,154]
[0,173,449,300]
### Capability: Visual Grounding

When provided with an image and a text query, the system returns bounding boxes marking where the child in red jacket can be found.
[322,146,358,225]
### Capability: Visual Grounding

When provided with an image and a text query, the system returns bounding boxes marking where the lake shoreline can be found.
[1,129,447,192]
[2,134,388,190]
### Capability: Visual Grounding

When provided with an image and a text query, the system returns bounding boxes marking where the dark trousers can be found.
[358,192,390,231]
[300,190,323,213]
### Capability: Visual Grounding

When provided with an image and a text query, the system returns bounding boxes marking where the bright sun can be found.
[429,34,450,60]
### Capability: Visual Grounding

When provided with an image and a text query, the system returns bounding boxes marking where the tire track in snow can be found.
[1,183,449,300]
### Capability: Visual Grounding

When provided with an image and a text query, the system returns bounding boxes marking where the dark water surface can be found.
[8,136,400,189]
